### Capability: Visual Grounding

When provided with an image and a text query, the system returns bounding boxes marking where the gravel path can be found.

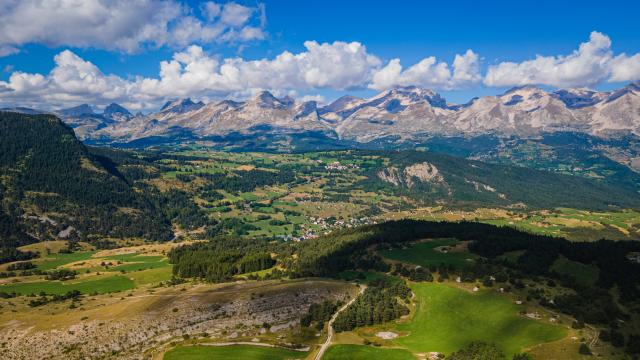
[314,284,366,360]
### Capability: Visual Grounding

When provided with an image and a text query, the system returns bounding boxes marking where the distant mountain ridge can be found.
[4,82,640,146]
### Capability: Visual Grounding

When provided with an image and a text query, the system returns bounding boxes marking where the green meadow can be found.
[37,251,97,270]
[2,251,172,295]
[324,344,415,360]
[380,238,477,269]
[163,345,307,360]
[128,266,173,285]
[104,254,169,272]
[0,275,135,295]
[549,256,599,287]
[393,283,566,356]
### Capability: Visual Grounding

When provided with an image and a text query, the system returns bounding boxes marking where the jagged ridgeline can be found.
[0,112,173,247]
[366,150,640,210]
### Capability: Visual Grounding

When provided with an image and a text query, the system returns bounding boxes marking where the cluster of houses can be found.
[324,161,360,171]
[291,216,376,242]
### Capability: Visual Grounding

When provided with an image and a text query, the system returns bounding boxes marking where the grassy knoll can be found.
[394,283,566,356]
[37,251,170,273]
[37,251,97,270]
[128,266,173,285]
[104,254,169,272]
[324,344,415,360]
[0,275,135,295]
[18,240,93,255]
[549,256,599,287]
[163,345,307,360]
[380,239,476,269]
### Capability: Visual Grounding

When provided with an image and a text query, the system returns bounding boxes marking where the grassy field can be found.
[380,239,476,269]
[549,256,599,287]
[393,283,566,356]
[163,344,307,360]
[128,266,173,285]
[104,254,169,272]
[37,251,97,270]
[0,275,135,295]
[324,344,415,360]
[0,246,178,297]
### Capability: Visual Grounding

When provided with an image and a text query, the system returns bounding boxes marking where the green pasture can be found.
[0,275,135,295]
[163,345,307,360]
[380,239,476,269]
[324,344,415,360]
[549,256,599,287]
[393,283,566,356]
[37,251,97,270]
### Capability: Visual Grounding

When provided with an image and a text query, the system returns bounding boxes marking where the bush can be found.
[448,342,505,360]
[578,343,591,355]
[571,320,585,329]
[45,269,77,281]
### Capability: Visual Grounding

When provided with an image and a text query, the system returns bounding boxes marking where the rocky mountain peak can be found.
[104,103,131,115]
[552,88,606,108]
[382,86,448,108]
[499,85,551,106]
[248,91,290,109]
[294,101,318,120]
[160,98,204,114]
[58,104,94,117]
[45,81,640,145]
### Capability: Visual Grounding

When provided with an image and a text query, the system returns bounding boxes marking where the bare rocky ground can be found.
[0,279,354,360]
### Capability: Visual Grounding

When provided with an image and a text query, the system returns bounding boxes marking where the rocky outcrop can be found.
[378,162,446,189]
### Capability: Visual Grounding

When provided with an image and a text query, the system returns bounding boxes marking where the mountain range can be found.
[3,82,640,146]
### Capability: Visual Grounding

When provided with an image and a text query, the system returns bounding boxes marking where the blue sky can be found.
[1,0,639,110]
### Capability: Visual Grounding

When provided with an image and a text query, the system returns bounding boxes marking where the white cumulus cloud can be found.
[135,41,382,100]
[0,41,382,109]
[0,0,266,56]
[484,31,640,88]
[2,31,638,111]
[369,50,481,90]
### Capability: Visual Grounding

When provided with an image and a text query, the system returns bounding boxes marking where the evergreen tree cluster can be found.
[447,342,505,360]
[0,112,174,250]
[168,237,277,282]
[333,279,411,332]
[300,300,339,330]
[198,168,295,194]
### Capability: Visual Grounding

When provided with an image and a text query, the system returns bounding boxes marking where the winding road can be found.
[314,284,366,360]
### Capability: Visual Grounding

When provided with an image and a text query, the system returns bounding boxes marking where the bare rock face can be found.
[378,162,446,189]
[0,280,352,360]
[377,167,404,186]
[404,162,445,187]
[51,82,640,144]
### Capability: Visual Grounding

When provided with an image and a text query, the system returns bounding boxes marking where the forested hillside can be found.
[365,150,640,209]
[0,112,173,255]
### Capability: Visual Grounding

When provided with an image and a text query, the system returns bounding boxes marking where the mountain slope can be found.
[365,150,640,210]
[0,111,173,247]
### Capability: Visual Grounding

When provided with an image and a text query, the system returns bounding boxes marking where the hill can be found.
[0,112,172,254]
[364,150,640,210]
